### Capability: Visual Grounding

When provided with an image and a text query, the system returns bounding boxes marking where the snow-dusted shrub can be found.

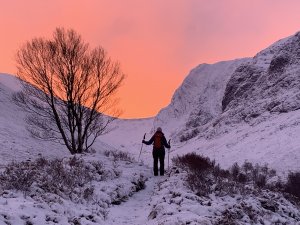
[104,149,134,162]
[179,128,199,142]
[132,174,146,192]
[285,171,300,199]
[173,152,215,172]
[231,161,276,189]
[242,161,254,175]
[212,163,231,179]
[0,161,36,193]
[173,153,217,196]
[0,156,105,199]
[231,162,240,181]
[173,153,279,197]
[0,153,150,224]
[237,172,247,183]
[38,157,96,199]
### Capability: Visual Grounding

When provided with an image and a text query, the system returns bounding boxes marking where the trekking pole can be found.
[168,139,171,173]
[138,133,146,162]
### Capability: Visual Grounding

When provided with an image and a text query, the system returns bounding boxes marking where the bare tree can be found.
[14,28,125,154]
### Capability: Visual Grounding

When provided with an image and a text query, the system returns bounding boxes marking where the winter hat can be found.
[157,127,162,132]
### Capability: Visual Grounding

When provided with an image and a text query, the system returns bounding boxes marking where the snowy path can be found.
[106,176,163,225]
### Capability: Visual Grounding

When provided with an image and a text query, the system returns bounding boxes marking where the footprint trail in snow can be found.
[106,176,165,225]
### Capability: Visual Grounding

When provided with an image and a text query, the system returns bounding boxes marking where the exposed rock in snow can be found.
[221,31,300,127]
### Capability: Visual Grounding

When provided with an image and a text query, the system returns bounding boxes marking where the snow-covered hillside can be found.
[0,74,69,164]
[0,73,154,165]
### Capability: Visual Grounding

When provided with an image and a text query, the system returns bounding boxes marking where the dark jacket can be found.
[143,131,171,150]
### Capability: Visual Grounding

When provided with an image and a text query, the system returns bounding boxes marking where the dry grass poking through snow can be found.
[0,151,150,225]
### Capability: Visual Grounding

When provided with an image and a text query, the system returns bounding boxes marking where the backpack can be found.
[153,132,163,149]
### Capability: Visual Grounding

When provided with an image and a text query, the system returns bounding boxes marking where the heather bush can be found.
[173,153,218,195]
[173,152,215,172]
[179,129,200,142]
[0,156,105,200]
[173,153,279,196]
[104,150,134,162]
[285,172,300,198]
[231,162,240,181]
[0,154,148,223]
[0,161,36,192]
[233,161,276,189]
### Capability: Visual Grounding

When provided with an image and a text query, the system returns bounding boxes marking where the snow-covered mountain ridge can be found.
[154,58,250,139]
[156,32,300,140]
[149,31,300,173]
[221,31,300,127]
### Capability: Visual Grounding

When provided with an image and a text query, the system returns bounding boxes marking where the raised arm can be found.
[143,135,154,145]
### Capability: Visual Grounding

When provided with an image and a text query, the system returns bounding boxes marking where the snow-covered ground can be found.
[0,151,153,225]
[106,176,164,225]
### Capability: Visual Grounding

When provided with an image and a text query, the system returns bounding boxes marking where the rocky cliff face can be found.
[155,31,300,142]
[222,32,300,123]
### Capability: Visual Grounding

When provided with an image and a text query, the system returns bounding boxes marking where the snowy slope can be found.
[0,73,155,168]
[99,118,155,164]
[221,32,300,129]
[0,74,69,164]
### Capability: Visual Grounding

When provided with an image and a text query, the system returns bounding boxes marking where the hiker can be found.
[142,127,170,176]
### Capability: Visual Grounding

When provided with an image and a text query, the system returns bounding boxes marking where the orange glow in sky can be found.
[1,0,300,118]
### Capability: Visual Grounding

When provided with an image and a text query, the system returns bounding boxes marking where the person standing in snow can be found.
[142,127,170,176]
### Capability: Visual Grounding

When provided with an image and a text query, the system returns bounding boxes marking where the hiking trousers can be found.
[152,149,165,176]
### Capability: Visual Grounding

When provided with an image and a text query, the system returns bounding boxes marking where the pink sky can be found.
[1,0,300,118]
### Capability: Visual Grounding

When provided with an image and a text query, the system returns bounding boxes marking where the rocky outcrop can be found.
[222,32,300,124]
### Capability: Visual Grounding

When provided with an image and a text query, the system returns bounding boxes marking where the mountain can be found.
[155,32,300,140]
[221,32,300,127]
[150,32,300,173]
